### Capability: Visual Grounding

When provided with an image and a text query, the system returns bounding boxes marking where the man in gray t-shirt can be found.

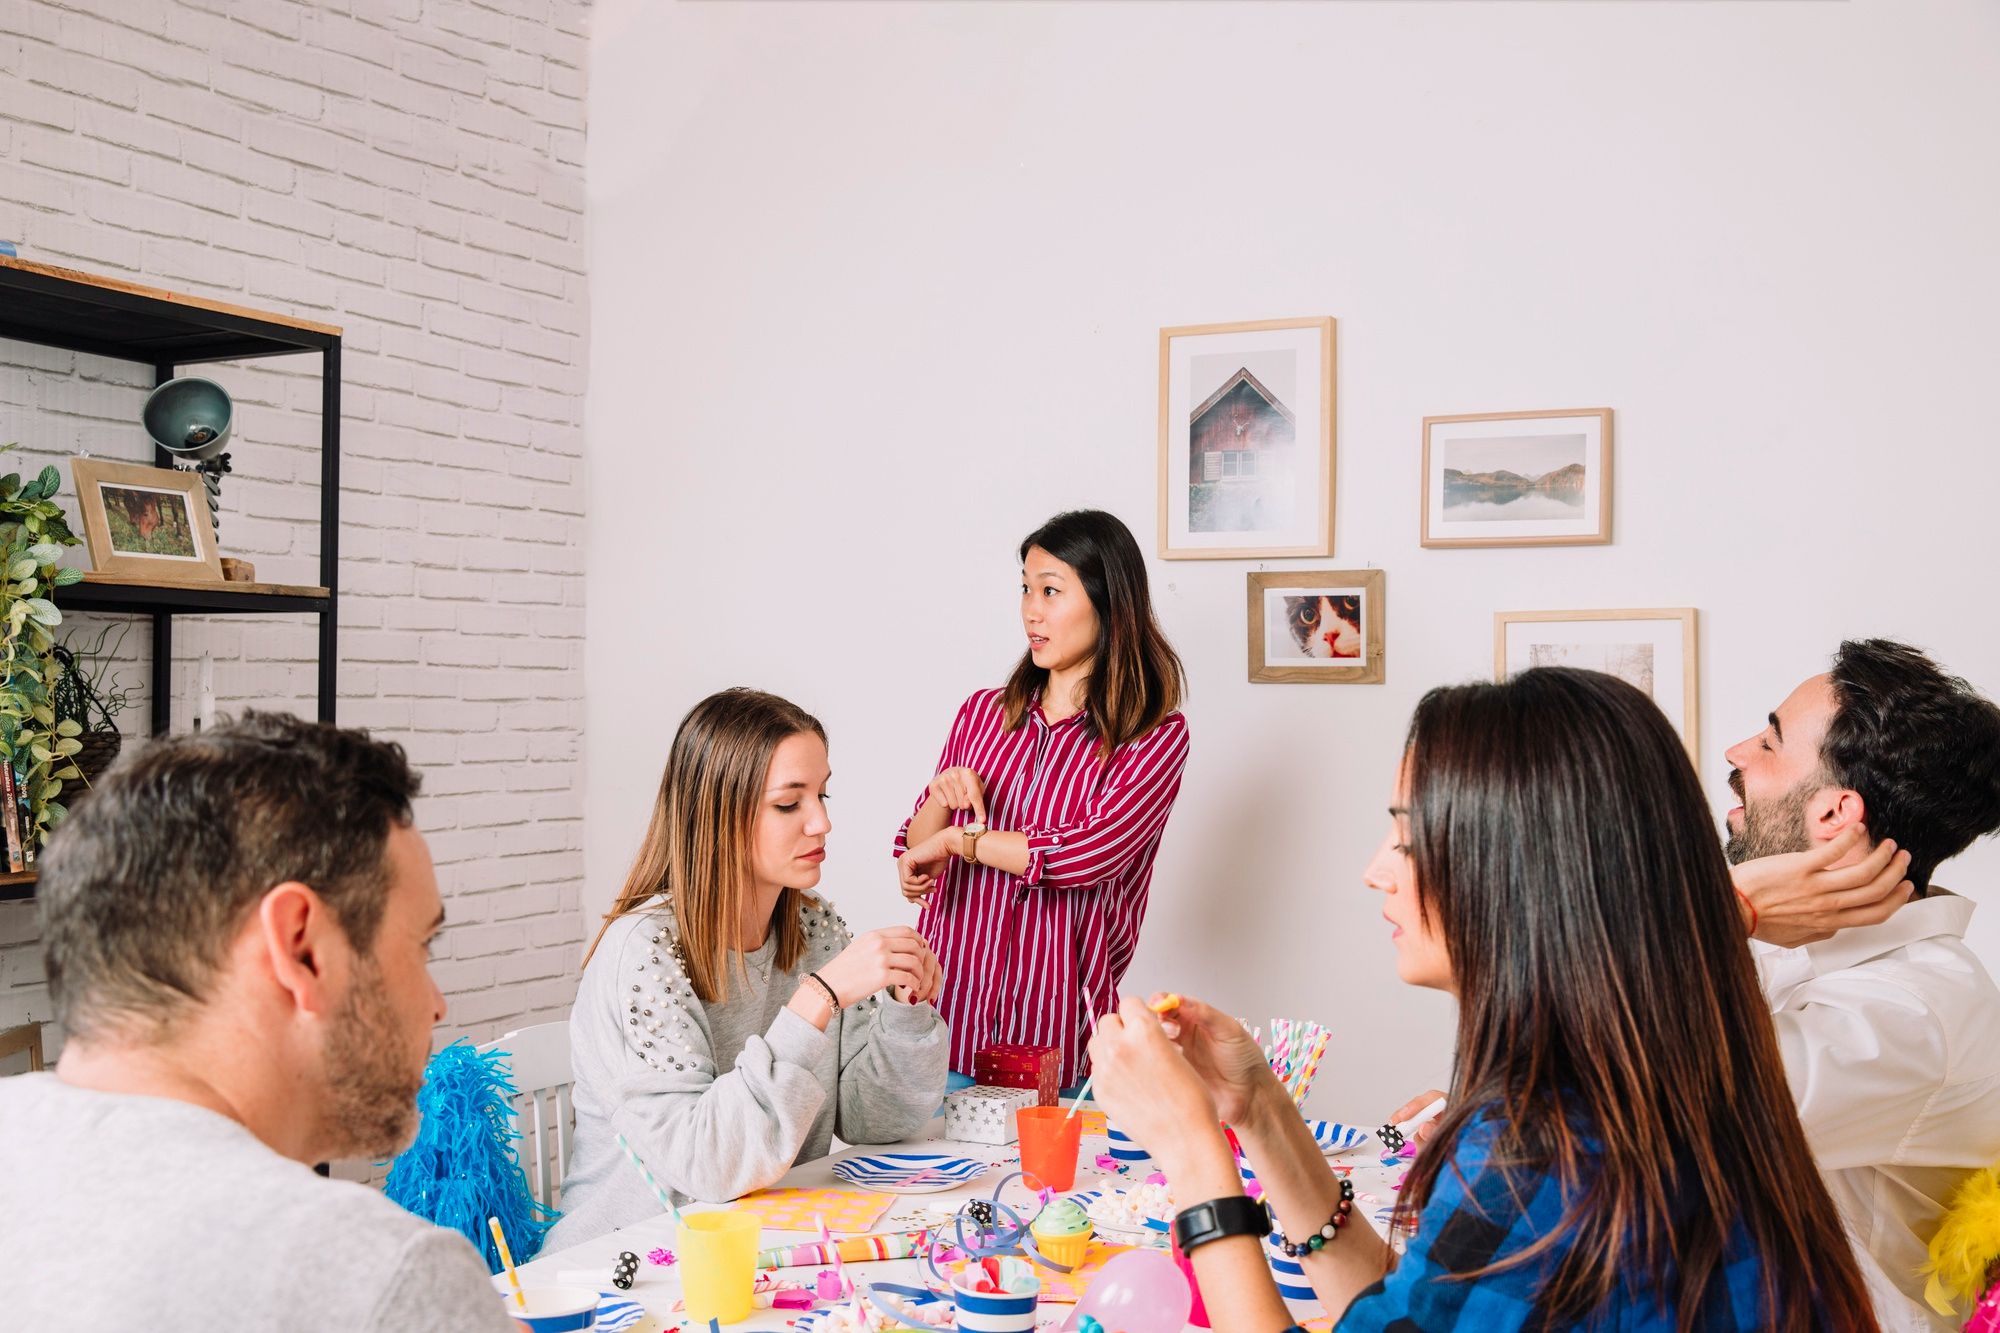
[0,714,518,1333]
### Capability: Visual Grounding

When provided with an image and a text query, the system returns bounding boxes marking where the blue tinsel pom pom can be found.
[384,1038,559,1272]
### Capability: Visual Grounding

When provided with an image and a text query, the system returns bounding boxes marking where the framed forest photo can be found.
[70,457,224,583]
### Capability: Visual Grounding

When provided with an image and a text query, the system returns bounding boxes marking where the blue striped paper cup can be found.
[1237,1156,1315,1302]
[952,1282,1041,1333]
[1105,1120,1151,1163]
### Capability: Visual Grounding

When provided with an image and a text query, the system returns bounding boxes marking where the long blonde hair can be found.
[585,688,825,1003]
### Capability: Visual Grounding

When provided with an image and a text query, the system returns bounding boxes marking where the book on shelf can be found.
[1,766,21,874]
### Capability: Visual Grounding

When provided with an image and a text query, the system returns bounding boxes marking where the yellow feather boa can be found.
[1924,1164,2000,1316]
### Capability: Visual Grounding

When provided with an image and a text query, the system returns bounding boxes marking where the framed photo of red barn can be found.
[1158,317,1336,559]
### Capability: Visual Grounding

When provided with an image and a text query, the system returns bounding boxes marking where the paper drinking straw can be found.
[489,1216,526,1310]
[616,1131,685,1225]
[1060,1072,1096,1123]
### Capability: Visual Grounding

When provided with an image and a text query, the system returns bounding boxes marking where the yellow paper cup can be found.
[677,1211,762,1324]
[1030,1224,1092,1270]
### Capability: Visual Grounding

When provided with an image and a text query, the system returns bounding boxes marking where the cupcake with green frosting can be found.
[1030,1196,1094,1268]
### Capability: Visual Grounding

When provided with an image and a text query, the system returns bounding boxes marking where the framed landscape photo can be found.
[70,457,224,583]
[1248,569,1384,684]
[1422,408,1612,548]
[1160,316,1336,559]
[1495,608,1698,756]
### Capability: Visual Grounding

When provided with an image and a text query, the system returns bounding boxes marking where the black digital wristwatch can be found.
[1171,1195,1272,1254]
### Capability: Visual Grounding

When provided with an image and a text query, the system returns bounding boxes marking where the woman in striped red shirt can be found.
[893,509,1190,1088]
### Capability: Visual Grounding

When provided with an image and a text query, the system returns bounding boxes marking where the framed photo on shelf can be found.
[1495,607,1697,756]
[1159,316,1336,559]
[69,457,224,583]
[1248,569,1384,684]
[1422,408,1612,548]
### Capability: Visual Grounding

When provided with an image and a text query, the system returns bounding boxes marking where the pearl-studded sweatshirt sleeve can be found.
[545,895,947,1251]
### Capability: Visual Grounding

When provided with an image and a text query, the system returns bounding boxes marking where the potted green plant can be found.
[0,444,87,858]
[52,622,137,789]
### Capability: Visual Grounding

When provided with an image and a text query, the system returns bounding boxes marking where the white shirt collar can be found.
[1798,889,1975,976]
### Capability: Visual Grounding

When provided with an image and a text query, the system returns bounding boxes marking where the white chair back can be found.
[478,1021,574,1211]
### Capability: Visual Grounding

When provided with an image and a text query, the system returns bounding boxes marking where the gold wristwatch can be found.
[961,822,988,865]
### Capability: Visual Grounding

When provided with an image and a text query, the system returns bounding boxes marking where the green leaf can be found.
[30,744,50,763]
[26,543,61,564]
[53,737,80,756]
[54,765,80,780]
[0,473,17,497]
[37,779,60,801]
[34,465,59,497]
[7,557,35,581]
[55,719,81,737]
[52,566,83,586]
[31,706,52,726]
[23,598,59,627]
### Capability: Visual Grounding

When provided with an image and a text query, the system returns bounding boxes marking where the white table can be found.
[514,1116,1408,1331]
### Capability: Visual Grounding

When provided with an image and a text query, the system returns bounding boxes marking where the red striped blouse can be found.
[892,688,1191,1087]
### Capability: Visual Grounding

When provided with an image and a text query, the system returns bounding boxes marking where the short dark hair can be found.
[1823,638,2000,891]
[38,711,422,1041]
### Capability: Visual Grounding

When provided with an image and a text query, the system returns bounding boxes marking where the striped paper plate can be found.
[1307,1120,1372,1156]
[831,1153,990,1193]
[594,1291,646,1332]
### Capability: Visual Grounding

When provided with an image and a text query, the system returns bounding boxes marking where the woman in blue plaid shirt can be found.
[1090,669,1878,1332]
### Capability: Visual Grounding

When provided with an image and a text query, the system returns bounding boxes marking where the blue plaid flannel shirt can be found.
[1323,1110,1791,1331]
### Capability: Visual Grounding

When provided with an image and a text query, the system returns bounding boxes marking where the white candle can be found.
[197,652,214,732]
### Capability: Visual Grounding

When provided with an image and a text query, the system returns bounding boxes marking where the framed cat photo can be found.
[1422,407,1613,548]
[1496,607,1698,757]
[1159,316,1336,560]
[1248,569,1385,684]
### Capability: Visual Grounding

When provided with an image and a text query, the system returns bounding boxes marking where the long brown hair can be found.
[1001,509,1184,757]
[584,688,825,1003]
[1396,668,1877,1331]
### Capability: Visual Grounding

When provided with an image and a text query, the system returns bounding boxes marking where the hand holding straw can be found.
[616,1131,685,1226]
[489,1215,526,1310]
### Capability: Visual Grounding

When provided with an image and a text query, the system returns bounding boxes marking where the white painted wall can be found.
[584,0,2000,1111]
[0,0,592,1072]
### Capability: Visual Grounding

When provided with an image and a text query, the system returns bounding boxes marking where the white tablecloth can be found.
[511,1114,1408,1332]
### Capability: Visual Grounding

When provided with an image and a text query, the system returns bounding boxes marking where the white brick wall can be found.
[0,0,592,1069]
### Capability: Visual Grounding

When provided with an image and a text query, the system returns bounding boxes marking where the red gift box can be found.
[973,1043,1061,1106]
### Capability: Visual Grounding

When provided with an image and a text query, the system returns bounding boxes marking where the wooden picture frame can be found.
[1495,607,1698,757]
[1159,317,1336,559]
[1422,408,1612,548]
[1248,569,1385,684]
[70,457,225,583]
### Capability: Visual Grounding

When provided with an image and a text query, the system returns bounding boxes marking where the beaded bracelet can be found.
[1273,1177,1355,1257]
[806,971,841,1012]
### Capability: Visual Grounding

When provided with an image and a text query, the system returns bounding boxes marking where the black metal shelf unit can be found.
[0,255,341,744]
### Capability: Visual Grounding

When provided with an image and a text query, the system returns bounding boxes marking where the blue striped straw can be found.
[616,1131,685,1225]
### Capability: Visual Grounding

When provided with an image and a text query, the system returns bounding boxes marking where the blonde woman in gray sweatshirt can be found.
[548,689,950,1250]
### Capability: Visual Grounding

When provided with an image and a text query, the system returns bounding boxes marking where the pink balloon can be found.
[1058,1249,1192,1333]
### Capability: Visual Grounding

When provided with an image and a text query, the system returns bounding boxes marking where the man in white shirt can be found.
[0,713,520,1333]
[1723,638,2000,1332]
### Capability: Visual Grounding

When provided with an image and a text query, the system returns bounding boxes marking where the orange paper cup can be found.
[1016,1106,1083,1192]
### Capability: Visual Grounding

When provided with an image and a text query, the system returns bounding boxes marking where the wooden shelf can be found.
[0,255,339,365]
[0,869,37,904]
[55,573,331,616]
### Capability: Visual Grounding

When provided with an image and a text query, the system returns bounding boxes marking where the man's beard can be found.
[1724,770,1819,864]
[319,959,425,1160]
